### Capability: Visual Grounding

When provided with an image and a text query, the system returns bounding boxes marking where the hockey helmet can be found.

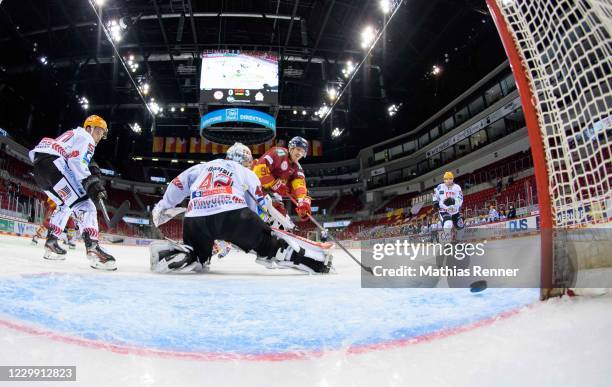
[83,115,108,139]
[288,136,309,153]
[226,142,253,167]
[443,171,454,180]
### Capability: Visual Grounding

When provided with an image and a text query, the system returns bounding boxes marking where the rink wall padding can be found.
[0,215,157,246]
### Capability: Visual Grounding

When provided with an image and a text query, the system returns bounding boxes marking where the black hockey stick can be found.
[288,196,374,274]
[99,199,131,229]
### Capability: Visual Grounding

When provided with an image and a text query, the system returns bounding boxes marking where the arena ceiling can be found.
[0,0,506,169]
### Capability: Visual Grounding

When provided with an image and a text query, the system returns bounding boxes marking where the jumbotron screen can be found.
[199,51,279,105]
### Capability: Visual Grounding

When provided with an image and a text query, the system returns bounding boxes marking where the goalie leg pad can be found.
[149,241,207,274]
[265,230,333,274]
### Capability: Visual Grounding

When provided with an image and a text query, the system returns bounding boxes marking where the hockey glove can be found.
[152,204,178,227]
[271,180,290,197]
[89,161,102,178]
[443,197,456,207]
[295,196,312,220]
[82,175,107,200]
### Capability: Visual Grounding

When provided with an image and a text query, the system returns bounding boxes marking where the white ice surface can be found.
[0,235,611,387]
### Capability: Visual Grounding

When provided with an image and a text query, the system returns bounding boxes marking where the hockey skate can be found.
[65,238,77,249]
[43,235,67,260]
[84,234,117,271]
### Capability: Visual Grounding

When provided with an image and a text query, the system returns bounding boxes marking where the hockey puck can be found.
[469,280,487,293]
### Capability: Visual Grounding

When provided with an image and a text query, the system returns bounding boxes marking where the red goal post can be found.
[486,0,612,298]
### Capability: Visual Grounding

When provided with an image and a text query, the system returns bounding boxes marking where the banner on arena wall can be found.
[0,218,14,233]
[122,216,150,225]
[200,108,276,133]
[99,168,117,176]
[164,137,176,153]
[470,215,539,231]
[189,137,200,153]
[0,216,39,236]
[176,137,187,153]
[555,201,609,225]
[323,220,351,228]
[425,96,522,158]
[152,137,164,153]
[311,140,323,156]
[155,136,321,156]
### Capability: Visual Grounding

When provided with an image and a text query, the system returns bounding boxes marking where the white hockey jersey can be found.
[29,127,95,182]
[156,159,265,218]
[433,183,463,215]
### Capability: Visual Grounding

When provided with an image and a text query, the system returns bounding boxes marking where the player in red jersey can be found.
[252,136,311,220]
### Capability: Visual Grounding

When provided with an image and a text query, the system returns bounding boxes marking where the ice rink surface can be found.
[0,234,611,387]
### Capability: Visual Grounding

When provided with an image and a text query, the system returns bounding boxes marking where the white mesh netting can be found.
[494,0,612,228]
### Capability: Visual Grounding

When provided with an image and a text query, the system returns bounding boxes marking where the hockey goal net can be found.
[487,0,612,297]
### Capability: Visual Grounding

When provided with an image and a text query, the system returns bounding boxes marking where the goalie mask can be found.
[226,142,253,168]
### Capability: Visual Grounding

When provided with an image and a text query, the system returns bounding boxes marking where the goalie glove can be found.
[152,205,185,227]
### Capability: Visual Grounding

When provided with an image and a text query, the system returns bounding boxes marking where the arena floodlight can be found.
[380,0,391,14]
[387,103,402,117]
[106,19,123,42]
[361,26,376,49]
[327,87,338,100]
[140,83,150,96]
[331,127,344,138]
[148,100,160,115]
[130,123,142,134]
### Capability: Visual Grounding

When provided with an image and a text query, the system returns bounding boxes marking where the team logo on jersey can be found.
[281,161,288,171]
[57,185,72,201]
[82,143,94,166]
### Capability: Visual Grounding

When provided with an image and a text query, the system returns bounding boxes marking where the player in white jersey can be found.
[432,171,465,233]
[150,143,332,274]
[29,115,116,270]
